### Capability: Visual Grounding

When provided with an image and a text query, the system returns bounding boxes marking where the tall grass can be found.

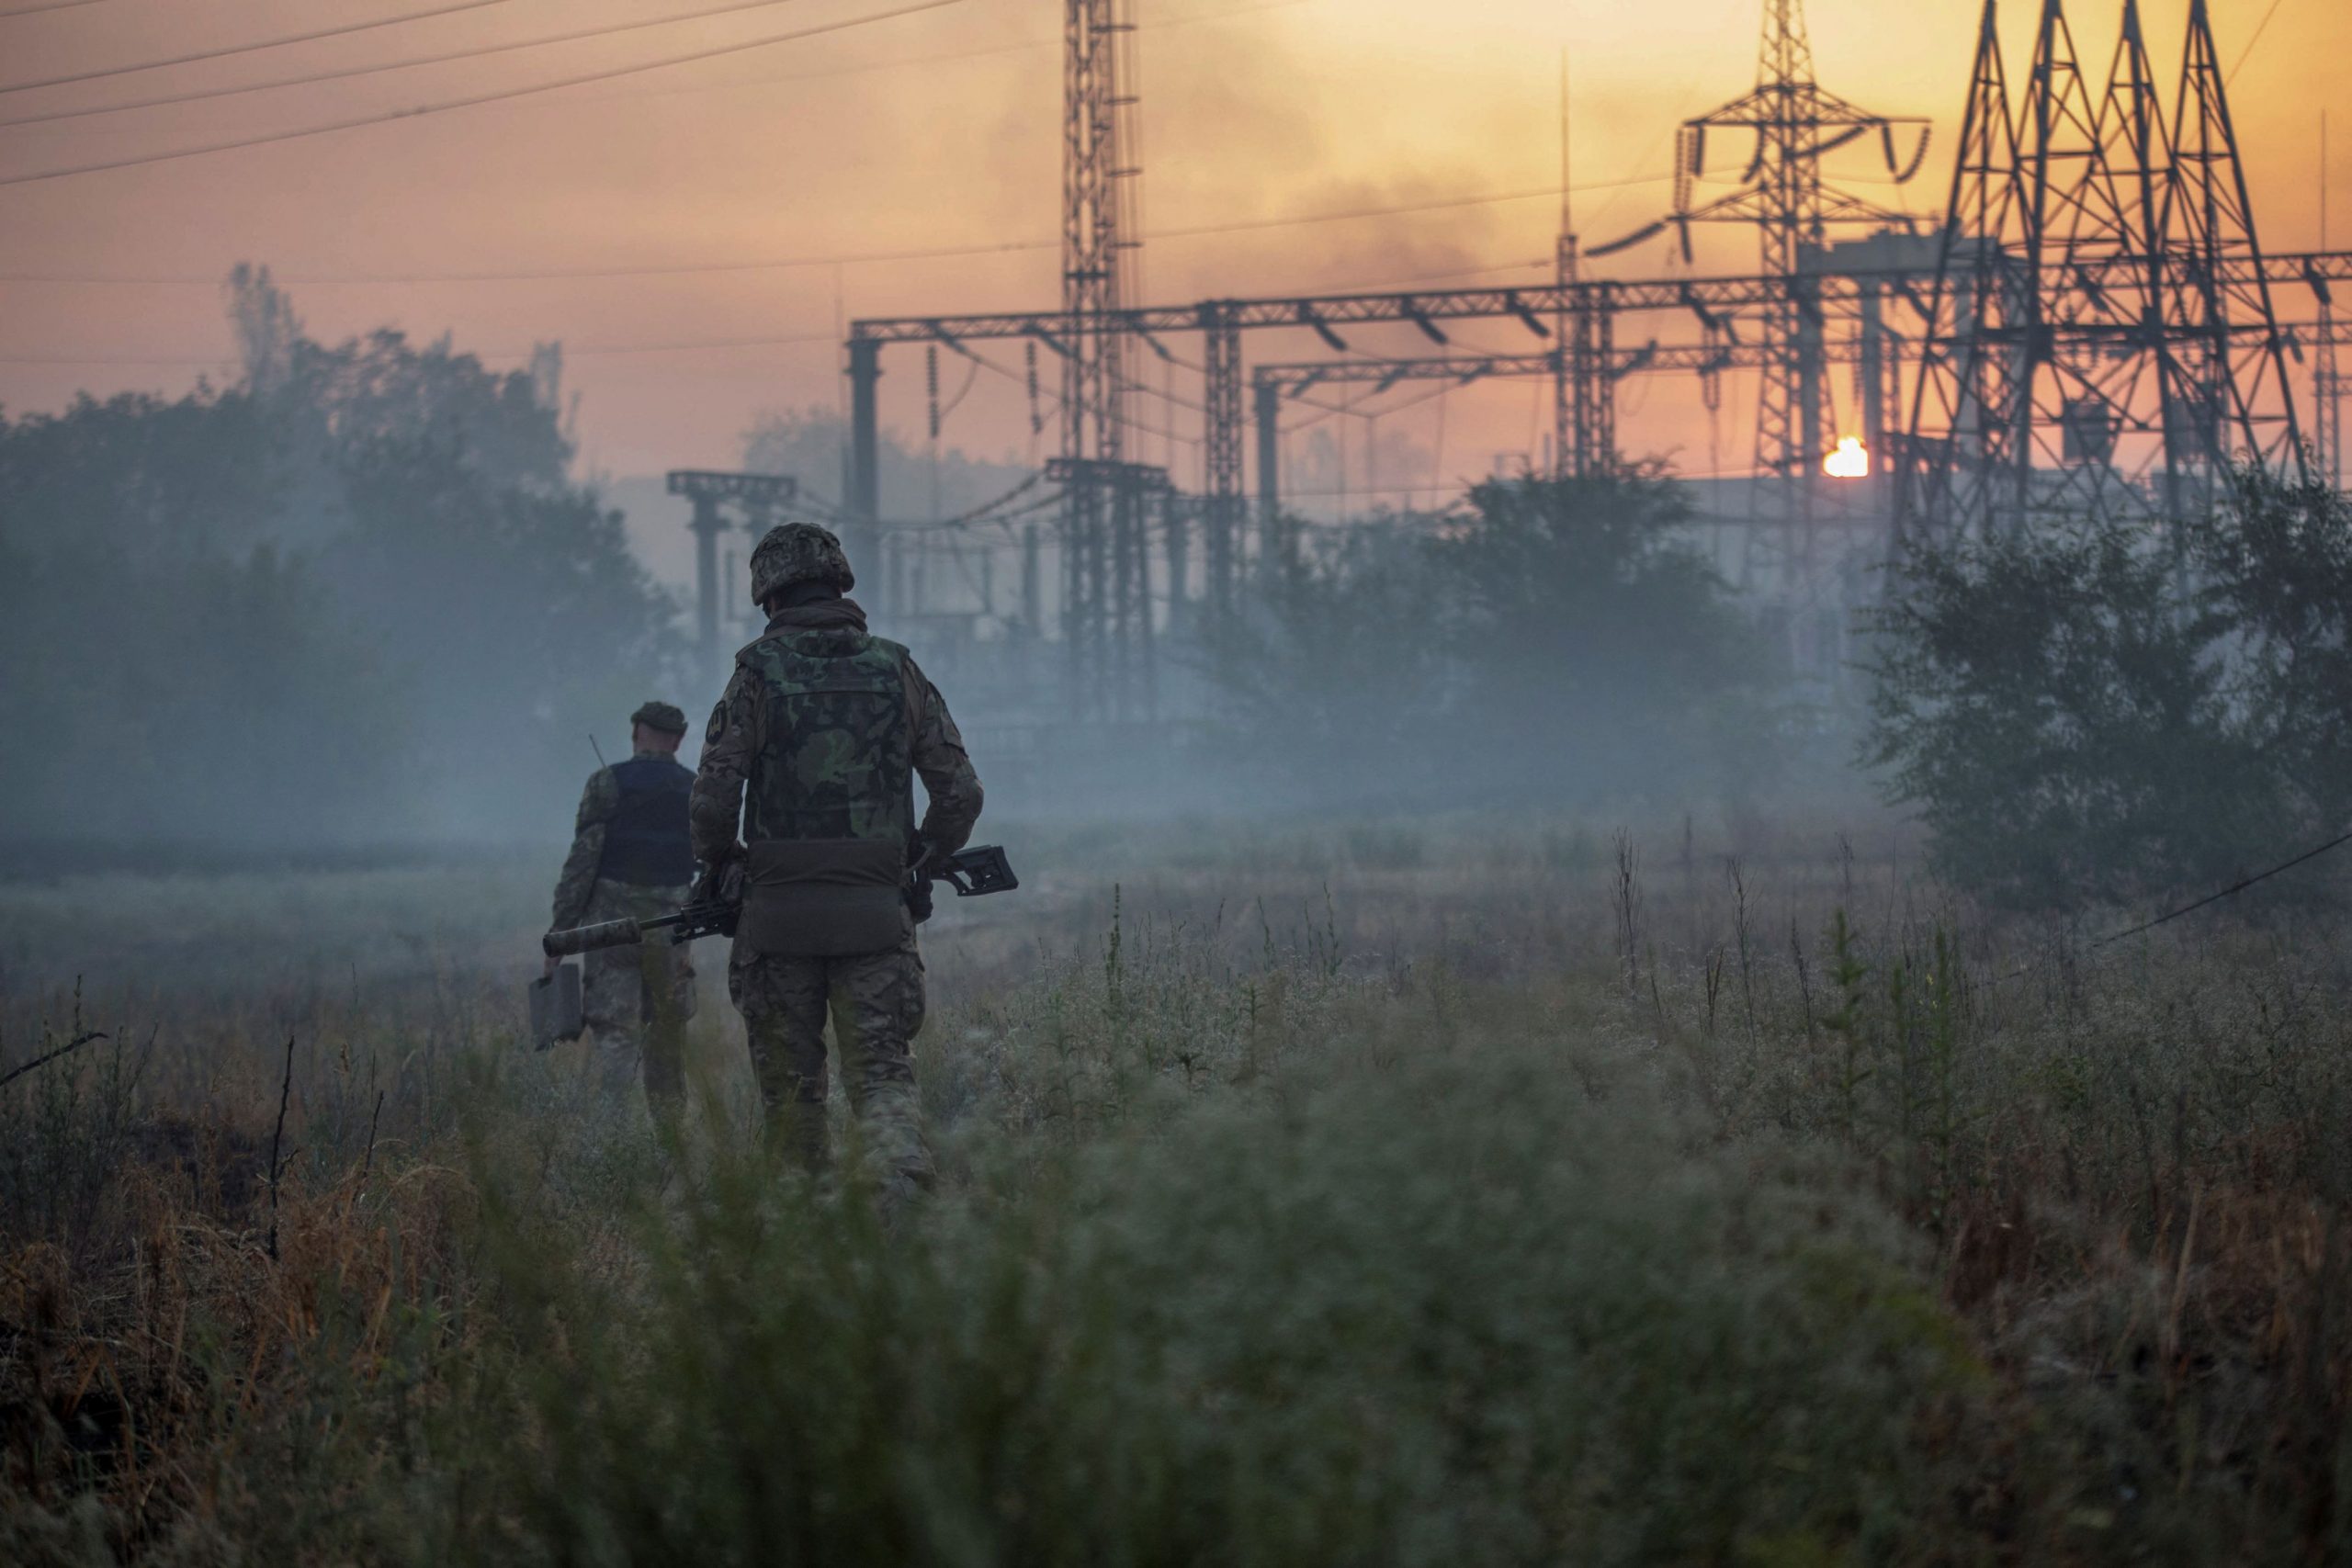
[2,814,2349,1563]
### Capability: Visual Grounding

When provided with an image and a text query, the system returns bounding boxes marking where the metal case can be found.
[528,963,584,1051]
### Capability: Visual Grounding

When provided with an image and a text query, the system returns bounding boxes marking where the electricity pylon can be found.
[1899,0,2304,547]
[1599,0,1929,610]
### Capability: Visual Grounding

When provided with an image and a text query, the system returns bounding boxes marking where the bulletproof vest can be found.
[595,756,695,888]
[737,626,916,956]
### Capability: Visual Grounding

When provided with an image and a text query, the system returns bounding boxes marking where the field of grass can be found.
[4,809,2349,1564]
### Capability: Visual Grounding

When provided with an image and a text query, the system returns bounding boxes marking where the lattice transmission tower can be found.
[1598,0,1928,598]
[1062,0,1145,718]
[1897,0,2304,547]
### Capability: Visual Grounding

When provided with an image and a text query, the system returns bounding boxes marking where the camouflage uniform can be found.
[692,525,983,1204]
[549,705,700,1109]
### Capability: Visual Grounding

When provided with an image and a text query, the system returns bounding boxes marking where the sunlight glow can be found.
[1822,435,1871,479]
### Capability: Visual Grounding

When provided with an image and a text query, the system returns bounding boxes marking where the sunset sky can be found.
[2,0,2345,538]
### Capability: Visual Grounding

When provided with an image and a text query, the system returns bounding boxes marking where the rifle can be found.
[542,844,1020,958]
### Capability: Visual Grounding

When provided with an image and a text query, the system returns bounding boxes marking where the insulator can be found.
[1893,126,1932,185]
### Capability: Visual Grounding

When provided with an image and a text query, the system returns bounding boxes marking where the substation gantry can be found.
[843,0,2348,721]
[844,254,2348,569]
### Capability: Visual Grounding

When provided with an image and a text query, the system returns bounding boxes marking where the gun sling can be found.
[738,838,908,957]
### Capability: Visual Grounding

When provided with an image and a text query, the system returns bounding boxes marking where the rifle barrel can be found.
[542,917,645,958]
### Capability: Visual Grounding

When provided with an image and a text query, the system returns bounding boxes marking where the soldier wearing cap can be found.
[690,522,983,1211]
[548,700,700,1111]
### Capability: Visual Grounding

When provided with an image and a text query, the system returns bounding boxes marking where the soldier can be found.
[690,522,982,1209]
[547,700,700,1111]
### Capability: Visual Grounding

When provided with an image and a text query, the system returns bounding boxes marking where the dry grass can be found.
[2,808,2348,1562]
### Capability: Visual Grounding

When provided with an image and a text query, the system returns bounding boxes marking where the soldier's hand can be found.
[694,846,746,907]
[907,835,941,880]
[544,952,561,979]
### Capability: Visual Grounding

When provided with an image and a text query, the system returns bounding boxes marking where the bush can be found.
[454,1049,1979,1568]
[2180,467,2352,834]
[1867,469,2352,908]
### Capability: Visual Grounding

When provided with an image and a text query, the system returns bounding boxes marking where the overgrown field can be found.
[3,813,2349,1564]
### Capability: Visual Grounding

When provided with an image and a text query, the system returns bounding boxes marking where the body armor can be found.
[738,624,914,956]
[596,756,695,887]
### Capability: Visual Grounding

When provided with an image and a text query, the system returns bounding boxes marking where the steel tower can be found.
[1597,0,1928,597]
[1899,0,2304,547]
[1062,0,1142,716]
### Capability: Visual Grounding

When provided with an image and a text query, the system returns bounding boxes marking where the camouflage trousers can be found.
[582,878,696,1112]
[729,923,933,1205]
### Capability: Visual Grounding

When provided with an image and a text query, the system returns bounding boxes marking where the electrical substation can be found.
[673,0,2349,762]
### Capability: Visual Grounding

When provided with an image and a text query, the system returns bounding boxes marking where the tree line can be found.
[0,268,678,857]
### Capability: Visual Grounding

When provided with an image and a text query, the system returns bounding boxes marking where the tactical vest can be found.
[596,756,695,887]
[737,626,916,957]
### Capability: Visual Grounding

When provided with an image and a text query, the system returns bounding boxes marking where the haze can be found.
[3,0,2344,573]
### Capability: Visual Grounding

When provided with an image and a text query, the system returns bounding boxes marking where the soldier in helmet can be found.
[548,700,700,1111]
[689,522,983,1208]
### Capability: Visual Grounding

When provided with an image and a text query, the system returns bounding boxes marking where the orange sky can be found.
[1,0,2346,525]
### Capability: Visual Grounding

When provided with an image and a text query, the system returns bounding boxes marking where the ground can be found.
[2,807,2348,1564]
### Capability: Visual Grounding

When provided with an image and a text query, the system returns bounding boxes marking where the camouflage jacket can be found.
[550,747,686,931]
[691,597,983,867]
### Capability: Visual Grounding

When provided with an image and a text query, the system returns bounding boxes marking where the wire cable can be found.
[2088,829,2352,944]
[0,0,824,130]
[2226,0,2292,86]
[0,325,840,367]
[0,0,107,17]
[1147,175,1666,247]
[0,232,1042,285]
[0,0,961,188]
[0,0,522,96]
[1997,824,2352,986]
[0,206,1607,284]
[0,257,1560,367]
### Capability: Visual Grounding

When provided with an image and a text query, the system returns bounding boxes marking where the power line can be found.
[0,0,962,188]
[1998,823,2352,986]
[1584,0,1754,234]
[578,0,1311,110]
[2225,0,2292,85]
[1147,176,1666,245]
[0,0,1312,132]
[0,0,522,96]
[0,0,820,130]
[2091,828,2352,945]
[0,1,107,17]
[0,182,1650,280]
[0,258,1562,371]
[0,326,841,367]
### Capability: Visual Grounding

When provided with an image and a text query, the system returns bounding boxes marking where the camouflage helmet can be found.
[749,521,854,604]
[629,700,688,736]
